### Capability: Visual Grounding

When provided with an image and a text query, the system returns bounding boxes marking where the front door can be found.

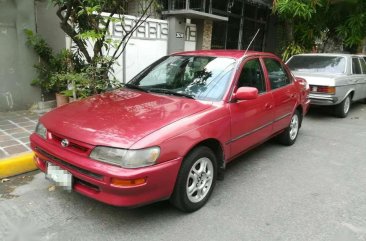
[229,58,274,158]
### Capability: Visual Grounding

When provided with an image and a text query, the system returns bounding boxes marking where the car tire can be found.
[278,110,301,146]
[170,146,217,212]
[335,95,351,118]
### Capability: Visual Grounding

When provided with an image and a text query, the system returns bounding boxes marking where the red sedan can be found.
[30,50,310,212]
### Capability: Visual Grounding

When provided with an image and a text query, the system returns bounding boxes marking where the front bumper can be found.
[30,133,182,207]
[309,93,338,106]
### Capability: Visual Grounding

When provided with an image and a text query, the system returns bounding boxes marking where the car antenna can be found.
[242,29,260,59]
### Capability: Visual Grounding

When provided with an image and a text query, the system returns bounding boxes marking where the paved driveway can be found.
[1,103,366,241]
[0,111,39,158]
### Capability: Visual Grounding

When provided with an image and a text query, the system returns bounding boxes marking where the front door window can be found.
[237,59,266,93]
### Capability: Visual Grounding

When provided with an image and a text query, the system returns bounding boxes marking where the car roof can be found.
[291,53,362,58]
[172,50,276,59]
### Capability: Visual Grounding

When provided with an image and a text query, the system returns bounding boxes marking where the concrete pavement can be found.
[0,111,39,178]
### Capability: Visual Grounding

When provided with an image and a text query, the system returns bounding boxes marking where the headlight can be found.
[35,122,47,139]
[89,146,160,168]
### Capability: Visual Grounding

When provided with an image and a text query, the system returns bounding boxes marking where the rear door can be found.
[228,57,275,157]
[262,58,297,133]
[353,57,366,100]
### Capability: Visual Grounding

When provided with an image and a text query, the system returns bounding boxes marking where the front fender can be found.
[129,105,231,164]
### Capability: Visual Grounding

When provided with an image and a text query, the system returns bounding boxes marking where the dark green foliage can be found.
[25,29,80,94]
[273,0,366,58]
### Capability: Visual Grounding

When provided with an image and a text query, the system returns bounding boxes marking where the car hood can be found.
[41,89,212,148]
[291,71,344,86]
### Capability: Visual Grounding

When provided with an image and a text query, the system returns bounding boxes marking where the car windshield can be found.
[128,55,236,101]
[287,56,346,74]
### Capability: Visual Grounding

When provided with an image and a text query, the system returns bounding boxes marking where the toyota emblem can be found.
[61,139,69,147]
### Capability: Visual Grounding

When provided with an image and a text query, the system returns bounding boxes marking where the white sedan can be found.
[287,53,366,117]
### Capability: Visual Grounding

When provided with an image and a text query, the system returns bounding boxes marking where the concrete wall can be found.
[35,0,66,53]
[202,20,212,50]
[193,19,204,50]
[128,0,160,19]
[192,19,214,51]
[167,16,186,54]
[0,0,66,112]
[0,0,40,112]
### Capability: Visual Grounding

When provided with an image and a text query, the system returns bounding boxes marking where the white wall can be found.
[116,38,168,82]
[68,14,199,83]
[107,15,169,82]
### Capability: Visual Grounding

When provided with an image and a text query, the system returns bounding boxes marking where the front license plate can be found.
[46,162,72,191]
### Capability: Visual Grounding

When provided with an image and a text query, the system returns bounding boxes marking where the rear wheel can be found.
[335,95,351,118]
[278,110,300,146]
[170,146,217,212]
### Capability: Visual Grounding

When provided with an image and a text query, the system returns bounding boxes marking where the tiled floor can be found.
[0,111,40,158]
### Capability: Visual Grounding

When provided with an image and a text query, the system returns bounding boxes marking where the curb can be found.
[0,152,37,179]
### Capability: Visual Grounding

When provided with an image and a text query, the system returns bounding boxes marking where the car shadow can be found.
[64,141,278,219]
[305,101,365,120]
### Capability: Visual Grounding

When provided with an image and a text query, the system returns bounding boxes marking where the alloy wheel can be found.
[343,96,350,115]
[186,157,214,203]
[289,114,299,141]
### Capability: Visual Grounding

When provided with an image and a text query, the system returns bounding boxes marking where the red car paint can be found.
[30,50,310,207]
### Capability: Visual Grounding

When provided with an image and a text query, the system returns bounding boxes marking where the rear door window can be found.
[264,58,291,90]
[352,58,362,74]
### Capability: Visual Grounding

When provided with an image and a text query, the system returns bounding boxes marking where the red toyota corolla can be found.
[30,50,310,212]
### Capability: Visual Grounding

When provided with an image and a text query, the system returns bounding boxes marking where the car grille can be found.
[49,132,90,154]
[35,147,103,180]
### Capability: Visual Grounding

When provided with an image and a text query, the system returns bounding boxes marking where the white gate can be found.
[115,16,168,82]
[68,15,169,83]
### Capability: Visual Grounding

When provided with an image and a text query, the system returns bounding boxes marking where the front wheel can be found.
[278,110,300,146]
[170,146,217,212]
[335,95,351,118]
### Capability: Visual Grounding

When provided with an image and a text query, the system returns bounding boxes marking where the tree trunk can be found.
[284,20,294,43]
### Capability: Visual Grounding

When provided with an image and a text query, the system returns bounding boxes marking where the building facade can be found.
[0,0,275,111]
[160,0,274,53]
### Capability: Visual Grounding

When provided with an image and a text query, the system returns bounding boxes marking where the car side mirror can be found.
[234,87,258,101]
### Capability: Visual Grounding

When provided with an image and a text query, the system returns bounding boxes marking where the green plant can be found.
[26,1,160,99]
[52,0,160,83]
[25,29,84,94]
[282,42,306,61]
[273,0,366,54]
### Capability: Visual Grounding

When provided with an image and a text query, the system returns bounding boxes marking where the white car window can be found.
[359,58,366,74]
[352,58,362,75]
[287,56,346,74]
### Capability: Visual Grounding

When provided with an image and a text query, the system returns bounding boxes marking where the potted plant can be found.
[25,30,86,107]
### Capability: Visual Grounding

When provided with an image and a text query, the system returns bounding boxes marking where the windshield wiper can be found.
[124,83,148,92]
[148,88,195,99]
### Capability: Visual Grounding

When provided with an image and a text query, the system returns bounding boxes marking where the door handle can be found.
[286,90,296,99]
[265,103,273,110]
[287,92,296,98]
